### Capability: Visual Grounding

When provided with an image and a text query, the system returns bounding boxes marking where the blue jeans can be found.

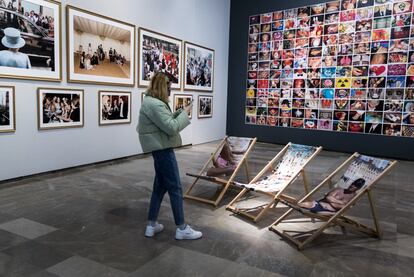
[148,148,185,226]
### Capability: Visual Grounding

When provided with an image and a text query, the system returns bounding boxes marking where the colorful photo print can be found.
[173,94,193,119]
[184,42,214,92]
[67,5,135,86]
[245,1,414,137]
[0,86,15,132]
[99,91,131,125]
[37,88,83,130]
[138,28,181,89]
[0,0,61,81]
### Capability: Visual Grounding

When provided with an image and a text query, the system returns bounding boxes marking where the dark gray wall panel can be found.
[227,0,414,160]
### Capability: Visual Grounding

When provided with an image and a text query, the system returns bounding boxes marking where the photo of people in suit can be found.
[198,96,212,118]
[99,91,131,125]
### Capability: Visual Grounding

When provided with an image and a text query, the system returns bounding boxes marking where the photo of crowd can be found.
[246,0,414,137]
[72,14,132,79]
[198,95,213,118]
[0,0,59,75]
[0,86,14,132]
[38,89,83,129]
[139,28,181,89]
[184,42,214,91]
[99,91,131,125]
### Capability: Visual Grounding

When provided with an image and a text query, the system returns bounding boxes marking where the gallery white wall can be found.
[0,0,230,181]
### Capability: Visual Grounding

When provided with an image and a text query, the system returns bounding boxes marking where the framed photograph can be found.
[184,42,214,92]
[37,87,83,130]
[0,0,62,81]
[138,27,182,90]
[99,91,131,125]
[198,95,213,118]
[173,94,193,119]
[0,86,15,133]
[66,5,135,86]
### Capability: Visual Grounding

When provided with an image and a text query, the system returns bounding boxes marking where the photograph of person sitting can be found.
[298,178,366,214]
[101,95,128,121]
[73,16,131,78]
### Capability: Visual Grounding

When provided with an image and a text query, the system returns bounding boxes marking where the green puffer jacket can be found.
[137,95,190,153]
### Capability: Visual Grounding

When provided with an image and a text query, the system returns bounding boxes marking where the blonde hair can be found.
[147,72,170,103]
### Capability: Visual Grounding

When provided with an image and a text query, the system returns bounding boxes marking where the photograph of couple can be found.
[99,91,131,125]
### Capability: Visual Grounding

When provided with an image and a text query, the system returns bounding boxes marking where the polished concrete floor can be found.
[0,141,413,276]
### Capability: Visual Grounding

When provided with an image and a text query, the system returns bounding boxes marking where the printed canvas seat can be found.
[184,136,257,207]
[269,153,397,250]
[226,143,322,222]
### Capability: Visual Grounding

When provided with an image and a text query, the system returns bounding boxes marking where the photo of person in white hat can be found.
[0,27,31,69]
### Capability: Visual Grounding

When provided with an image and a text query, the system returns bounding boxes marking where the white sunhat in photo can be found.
[1,27,26,49]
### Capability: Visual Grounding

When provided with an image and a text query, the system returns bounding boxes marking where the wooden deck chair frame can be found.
[226,143,323,223]
[184,136,257,207]
[268,152,397,250]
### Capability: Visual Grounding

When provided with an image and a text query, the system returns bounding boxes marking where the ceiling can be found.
[74,15,130,42]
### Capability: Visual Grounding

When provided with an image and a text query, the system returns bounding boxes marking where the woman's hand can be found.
[184,101,193,114]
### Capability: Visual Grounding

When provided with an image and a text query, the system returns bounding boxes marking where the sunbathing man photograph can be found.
[297,178,366,214]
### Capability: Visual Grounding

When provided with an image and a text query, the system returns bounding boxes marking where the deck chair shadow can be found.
[226,143,322,223]
[268,153,397,250]
[183,136,257,207]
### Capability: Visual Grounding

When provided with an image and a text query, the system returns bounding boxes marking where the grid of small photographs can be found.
[246,0,414,137]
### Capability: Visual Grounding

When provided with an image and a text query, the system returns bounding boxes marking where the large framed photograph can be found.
[99,90,131,125]
[198,95,213,118]
[138,27,182,90]
[173,94,193,119]
[184,42,214,92]
[37,87,83,130]
[66,5,135,86]
[0,0,62,81]
[0,86,15,133]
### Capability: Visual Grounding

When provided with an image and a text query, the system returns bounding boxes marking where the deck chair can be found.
[184,136,257,207]
[269,153,397,250]
[226,143,322,223]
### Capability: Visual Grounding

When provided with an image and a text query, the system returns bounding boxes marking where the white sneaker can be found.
[145,223,164,237]
[175,225,203,240]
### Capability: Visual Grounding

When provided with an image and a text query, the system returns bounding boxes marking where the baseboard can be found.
[0,143,193,188]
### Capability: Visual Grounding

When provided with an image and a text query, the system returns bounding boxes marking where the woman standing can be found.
[137,72,202,240]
